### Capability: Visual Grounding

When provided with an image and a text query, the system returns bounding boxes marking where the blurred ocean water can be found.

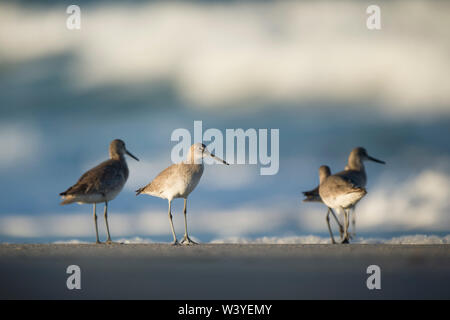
[0,0,449,242]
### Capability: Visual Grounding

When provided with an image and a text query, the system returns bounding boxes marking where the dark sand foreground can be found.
[1,244,449,299]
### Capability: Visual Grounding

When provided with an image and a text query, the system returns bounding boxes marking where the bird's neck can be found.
[347,155,365,172]
[113,154,129,179]
[110,153,125,162]
[185,152,203,165]
[319,174,329,185]
[347,155,367,186]
[184,158,203,166]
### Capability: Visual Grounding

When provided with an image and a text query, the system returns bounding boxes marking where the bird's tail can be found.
[59,185,74,197]
[59,189,73,205]
[302,188,321,202]
[60,195,76,205]
[135,187,145,196]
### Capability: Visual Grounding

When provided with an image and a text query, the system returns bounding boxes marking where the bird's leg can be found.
[326,208,336,244]
[341,208,350,244]
[181,198,198,245]
[104,201,113,244]
[330,208,344,240]
[93,203,101,244]
[168,200,179,245]
[351,207,356,238]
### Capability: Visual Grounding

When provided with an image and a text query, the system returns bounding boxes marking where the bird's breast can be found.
[178,164,204,197]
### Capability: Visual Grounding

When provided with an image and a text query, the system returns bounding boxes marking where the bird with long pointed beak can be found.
[318,147,385,243]
[136,143,229,245]
[59,139,139,244]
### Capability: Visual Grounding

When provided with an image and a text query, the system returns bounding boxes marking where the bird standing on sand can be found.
[318,147,385,243]
[303,166,344,244]
[59,139,139,244]
[136,143,229,245]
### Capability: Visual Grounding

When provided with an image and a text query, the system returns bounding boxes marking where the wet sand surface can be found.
[0,244,449,299]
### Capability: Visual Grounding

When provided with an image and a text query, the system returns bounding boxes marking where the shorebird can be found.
[319,147,385,243]
[303,166,344,244]
[136,143,229,245]
[59,139,139,244]
[303,166,354,241]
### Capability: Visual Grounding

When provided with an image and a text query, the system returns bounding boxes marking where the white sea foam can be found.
[211,234,450,244]
[49,234,450,245]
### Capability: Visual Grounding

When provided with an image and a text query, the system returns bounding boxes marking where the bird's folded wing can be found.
[139,164,178,194]
[66,160,124,195]
[334,170,364,189]
[323,175,361,195]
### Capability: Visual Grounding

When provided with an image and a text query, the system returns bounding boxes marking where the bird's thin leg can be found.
[326,208,336,244]
[183,199,188,237]
[168,200,178,245]
[104,201,113,244]
[93,203,101,244]
[351,207,356,238]
[181,198,197,245]
[341,208,350,244]
[330,208,344,239]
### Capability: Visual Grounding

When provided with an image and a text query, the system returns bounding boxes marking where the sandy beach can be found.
[1,243,449,299]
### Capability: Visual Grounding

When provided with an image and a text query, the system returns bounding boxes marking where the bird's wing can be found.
[333,170,364,189]
[61,160,125,196]
[136,164,178,195]
[320,175,364,200]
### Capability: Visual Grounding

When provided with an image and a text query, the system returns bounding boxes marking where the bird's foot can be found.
[341,238,350,244]
[95,240,103,244]
[171,240,180,246]
[181,235,198,245]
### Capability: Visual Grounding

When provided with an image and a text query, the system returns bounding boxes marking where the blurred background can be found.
[0,0,449,243]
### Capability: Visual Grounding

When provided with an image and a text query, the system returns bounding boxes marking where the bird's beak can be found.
[126,150,139,161]
[205,150,229,165]
[367,155,385,164]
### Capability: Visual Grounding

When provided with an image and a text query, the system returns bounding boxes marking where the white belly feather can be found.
[322,190,366,209]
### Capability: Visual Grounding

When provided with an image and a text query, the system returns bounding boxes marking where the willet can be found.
[303,167,354,241]
[319,147,385,243]
[303,166,344,244]
[136,143,229,245]
[59,139,139,244]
